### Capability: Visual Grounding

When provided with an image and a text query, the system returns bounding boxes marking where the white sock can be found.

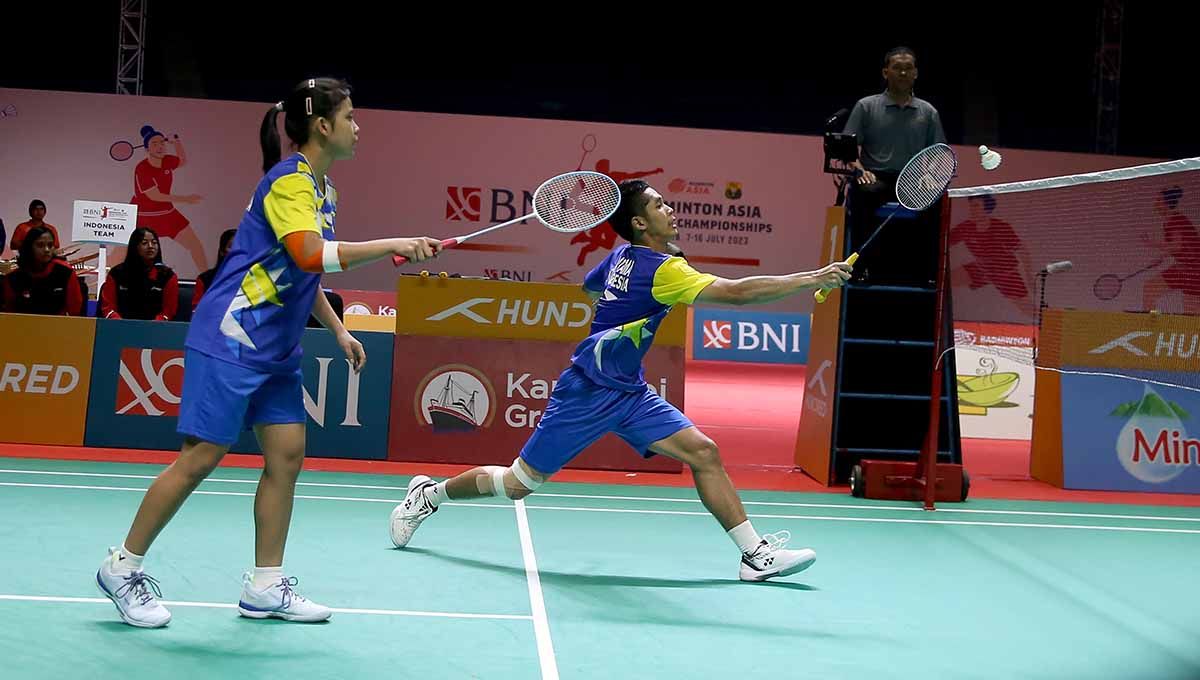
[115,544,145,572]
[727,520,763,554]
[252,566,284,589]
[424,481,450,508]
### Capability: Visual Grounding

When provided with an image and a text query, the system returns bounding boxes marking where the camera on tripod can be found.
[823,108,858,176]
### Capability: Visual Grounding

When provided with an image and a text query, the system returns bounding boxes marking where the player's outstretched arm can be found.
[283,231,442,273]
[695,260,853,306]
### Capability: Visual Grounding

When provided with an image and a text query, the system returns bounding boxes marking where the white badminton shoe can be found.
[738,531,817,582]
[389,475,438,548]
[96,547,172,628]
[237,573,332,622]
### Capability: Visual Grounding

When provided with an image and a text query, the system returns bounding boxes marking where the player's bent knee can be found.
[507,485,535,501]
[178,441,226,480]
[480,459,545,500]
[265,450,304,478]
[689,439,722,471]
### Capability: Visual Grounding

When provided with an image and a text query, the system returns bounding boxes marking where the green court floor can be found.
[1,457,1198,679]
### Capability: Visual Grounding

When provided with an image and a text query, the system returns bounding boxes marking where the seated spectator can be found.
[100,227,179,320]
[0,226,82,316]
[11,200,62,252]
[191,228,237,312]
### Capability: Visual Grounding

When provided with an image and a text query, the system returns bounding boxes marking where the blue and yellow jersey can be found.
[186,153,336,373]
[570,244,716,390]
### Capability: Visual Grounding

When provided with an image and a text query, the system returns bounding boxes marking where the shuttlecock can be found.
[979,145,1002,171]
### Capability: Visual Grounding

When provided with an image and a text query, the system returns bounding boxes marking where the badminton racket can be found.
[1093,258,1164,300]
[393,170,620,266]
[577,134,597,171]
[815,143,958,303]
[109,133,177,162]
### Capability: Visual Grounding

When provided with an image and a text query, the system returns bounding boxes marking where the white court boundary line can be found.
[2,468,1199,524]
[515,499,559,680]
[2,480,1198,535]
[0,594,530,620]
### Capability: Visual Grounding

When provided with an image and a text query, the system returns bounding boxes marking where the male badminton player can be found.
[96,78,442,628]
[390,179,853,582]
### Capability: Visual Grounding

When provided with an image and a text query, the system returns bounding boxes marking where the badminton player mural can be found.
[1140,186,1200,314]
[949,194,1037,319]
[570,135,664,266]
[110,125,207,271]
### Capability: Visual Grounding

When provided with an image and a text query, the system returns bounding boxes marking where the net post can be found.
[917,193,953,510]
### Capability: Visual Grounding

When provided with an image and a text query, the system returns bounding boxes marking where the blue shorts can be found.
[176,349,306,446]
[519,365,693,475]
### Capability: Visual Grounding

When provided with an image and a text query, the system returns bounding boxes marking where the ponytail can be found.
[259,101,284,175]
[259,79,351,175]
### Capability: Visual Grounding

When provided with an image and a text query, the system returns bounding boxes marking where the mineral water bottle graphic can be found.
[1116,385,1188,484]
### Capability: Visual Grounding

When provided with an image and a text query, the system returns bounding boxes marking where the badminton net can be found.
[946,157,1200,401]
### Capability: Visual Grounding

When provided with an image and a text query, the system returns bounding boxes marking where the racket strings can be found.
[897,145,957,210]
[535,173,620,233]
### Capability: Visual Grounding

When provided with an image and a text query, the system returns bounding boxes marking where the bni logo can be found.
[116,348,185,416]
[694,313,810,363]
[702,320,732,349]
[445,187,482,221]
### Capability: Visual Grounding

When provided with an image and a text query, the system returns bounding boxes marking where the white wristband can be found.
[322,241,343,273]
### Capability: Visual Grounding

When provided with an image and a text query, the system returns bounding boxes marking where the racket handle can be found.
[813,252,859,304]
[392,238,458,267]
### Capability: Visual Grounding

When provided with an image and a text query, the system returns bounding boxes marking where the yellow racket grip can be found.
[813,252,859,304]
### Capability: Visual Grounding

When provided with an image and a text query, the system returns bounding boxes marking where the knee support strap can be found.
[484,459,544,499]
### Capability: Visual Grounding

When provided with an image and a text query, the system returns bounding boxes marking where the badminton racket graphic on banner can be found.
[393,170,620,266]
[1093,258,1163,301]
[577,134,597,171]
[109,133,177,162]
[815,143,959,303]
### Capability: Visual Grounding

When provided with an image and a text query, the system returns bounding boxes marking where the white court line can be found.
[0,594,530,621]
[529,492,1200,523]
[2,481,1198,535]
[514,499,559,680]
[3,468,1199,524]
[0,482,509,509]
[0,467,403,489]
[519,504,1200,535]
[0,470,403,491]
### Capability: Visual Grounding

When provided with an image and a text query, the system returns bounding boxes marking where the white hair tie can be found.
[274,101,284,112]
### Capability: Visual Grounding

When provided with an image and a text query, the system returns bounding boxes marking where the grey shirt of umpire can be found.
[843,91,946,174]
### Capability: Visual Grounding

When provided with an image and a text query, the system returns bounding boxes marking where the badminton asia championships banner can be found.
[0,87,1161,315]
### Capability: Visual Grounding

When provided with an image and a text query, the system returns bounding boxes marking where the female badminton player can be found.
[391,179,853,582]
[96,77,442,627]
